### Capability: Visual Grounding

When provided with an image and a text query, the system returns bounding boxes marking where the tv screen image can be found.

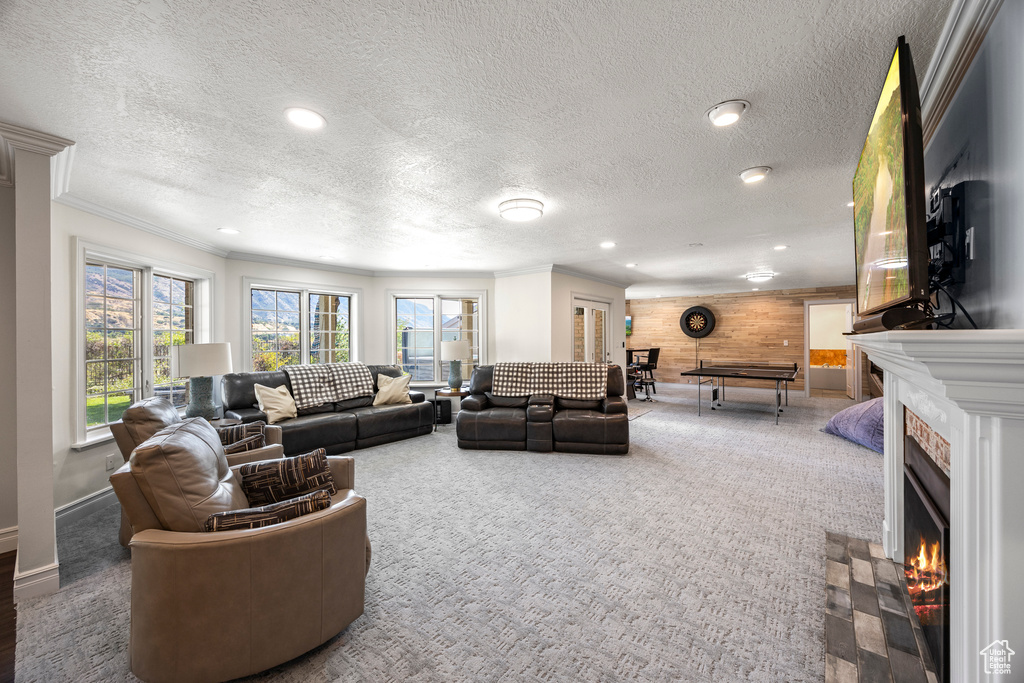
[625,315,632,337]
[854,46,909,314]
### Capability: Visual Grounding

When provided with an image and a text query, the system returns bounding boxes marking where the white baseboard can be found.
[55,486,117,530]
[13,560,60,601]
[0,525,16,554]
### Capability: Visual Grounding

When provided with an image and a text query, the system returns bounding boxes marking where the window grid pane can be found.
[440,297,480,384]
[153,274,194,408]
[86,262,142,428]
[251,288,302,371]
[396,298,435,381]
[309,294,351,364]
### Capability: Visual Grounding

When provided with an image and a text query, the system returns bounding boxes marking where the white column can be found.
[881,369,904,559]
[1,123,74,599]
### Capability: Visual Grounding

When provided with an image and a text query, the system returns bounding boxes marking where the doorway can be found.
[804,300,859,400]
[572,298,610,363]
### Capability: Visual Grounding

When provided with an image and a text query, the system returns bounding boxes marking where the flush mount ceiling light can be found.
[773,245,788,251]
[740,167,771,183]
[217,227,239,234]
[285,107,326,130]
[875,257,908,269]
[744,271,775,282]
[498,198,544,222]
[600,241,616,249]
[706,100,750,127]
[626,263,637,268]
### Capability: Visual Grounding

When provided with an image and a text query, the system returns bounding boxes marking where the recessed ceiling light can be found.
[706,100,750,127]
[752,288,759,291]
[285,107,326,130]
[626,263,637,268]
[655,295,662,298]
[740,167,771,183]
[847,202,855,207]
[600,241,616,249]
[773,245,788,251]
[217,227,240,234]
[498,198,544,222]
[745,271,775,282]
[318,255,333,260]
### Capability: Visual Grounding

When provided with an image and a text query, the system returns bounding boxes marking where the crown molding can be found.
[493,264,555,278]
[0,121,76,188]
[550,265,630,289]
[226,251,376,277]
[920,0,1004,145]
[371,269,496,279]
[55,194,231,257]
[50,145,75,199]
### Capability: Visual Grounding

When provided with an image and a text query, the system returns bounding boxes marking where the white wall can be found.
[924,1,1024,328]
[550,272,627,370]
[494,271,552,362]
[50,203,227,509]
[0,185,17,540]
[809,303,849,349]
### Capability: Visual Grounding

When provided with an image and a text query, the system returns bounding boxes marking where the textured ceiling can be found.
[0,0,952,296]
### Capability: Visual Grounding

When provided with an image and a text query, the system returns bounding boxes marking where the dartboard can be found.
[680,306,716,338]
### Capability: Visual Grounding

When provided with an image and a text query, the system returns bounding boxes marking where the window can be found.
[152,275,194,408]
[85,263,142,427]
[309,293,351,364]
[76,239,213,445]
[395,294,482,382]
[251,288,301,370]
[248,284,355,370]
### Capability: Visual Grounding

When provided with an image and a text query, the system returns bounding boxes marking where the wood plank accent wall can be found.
[626,285,856,390]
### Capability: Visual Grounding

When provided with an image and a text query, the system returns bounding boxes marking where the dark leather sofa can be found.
[456,364,629,455]
[222,364,433,455]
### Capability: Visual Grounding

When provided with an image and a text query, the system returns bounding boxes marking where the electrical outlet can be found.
[783,340,789,347]
[105,454,118,472]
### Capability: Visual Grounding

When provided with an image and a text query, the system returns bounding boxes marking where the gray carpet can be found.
[17,384,882,682]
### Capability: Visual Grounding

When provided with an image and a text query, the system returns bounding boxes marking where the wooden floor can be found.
[0,551,15,683]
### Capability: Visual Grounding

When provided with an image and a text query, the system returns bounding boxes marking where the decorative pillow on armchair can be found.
[823,397,885,453]
[204,489,332,532]
[238,448,337,506]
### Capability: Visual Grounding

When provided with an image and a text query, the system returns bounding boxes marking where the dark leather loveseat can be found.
[456,364,629,455]
[222,364,433,455]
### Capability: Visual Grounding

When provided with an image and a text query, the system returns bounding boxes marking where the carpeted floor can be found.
[17,383,882,682]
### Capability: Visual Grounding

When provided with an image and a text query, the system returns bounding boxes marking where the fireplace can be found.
[904,434,950,683]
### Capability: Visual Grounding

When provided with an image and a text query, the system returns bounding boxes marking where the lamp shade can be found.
[172,342,233,378]
[440,340,471,361]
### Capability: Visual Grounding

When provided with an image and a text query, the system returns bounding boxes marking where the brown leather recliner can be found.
[110,397,284,546]
[110,418,369,683]
[457,364,629,455]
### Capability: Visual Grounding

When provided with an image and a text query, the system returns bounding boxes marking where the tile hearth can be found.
[825,532,938,683]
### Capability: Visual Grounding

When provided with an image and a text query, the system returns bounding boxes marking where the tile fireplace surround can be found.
[854,330,1024,683]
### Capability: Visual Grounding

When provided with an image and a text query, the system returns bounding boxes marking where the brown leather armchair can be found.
[110,397,284,546]
[110,418,369,683]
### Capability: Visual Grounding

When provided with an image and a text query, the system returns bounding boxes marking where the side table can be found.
[208,417,242,428]
[431,387,470,431]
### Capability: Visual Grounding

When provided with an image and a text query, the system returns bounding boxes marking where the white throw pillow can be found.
[253,383,298,423]
[373,374,412,406]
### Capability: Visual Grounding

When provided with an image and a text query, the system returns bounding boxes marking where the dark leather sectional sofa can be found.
[221,364,433,455]
[456,364,629,455]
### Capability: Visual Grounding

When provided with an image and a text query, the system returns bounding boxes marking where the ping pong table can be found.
[679,360,799,424]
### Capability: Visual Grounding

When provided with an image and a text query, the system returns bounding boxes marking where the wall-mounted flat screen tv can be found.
[625,315,632,336]
[853,36,930,318]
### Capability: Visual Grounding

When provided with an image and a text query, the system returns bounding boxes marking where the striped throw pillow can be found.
[239,448,336,507]
[204,489,332,532]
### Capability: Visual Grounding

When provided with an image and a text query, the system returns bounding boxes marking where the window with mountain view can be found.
[86,263,142,427]
[152,275,194,408]
[395,295,480,382]
[251,288,301,371]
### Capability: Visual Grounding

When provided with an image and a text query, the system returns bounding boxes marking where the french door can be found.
[572,298,611,363]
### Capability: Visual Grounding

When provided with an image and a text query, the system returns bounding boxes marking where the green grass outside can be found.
[86,394,132,427]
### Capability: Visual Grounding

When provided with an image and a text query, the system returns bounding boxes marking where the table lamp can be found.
[440,340,471,390]
[172,342,233,419]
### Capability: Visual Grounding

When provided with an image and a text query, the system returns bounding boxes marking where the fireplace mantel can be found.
[855,329,1024,683]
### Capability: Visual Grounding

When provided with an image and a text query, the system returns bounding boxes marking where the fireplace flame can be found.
[905,537,948,599]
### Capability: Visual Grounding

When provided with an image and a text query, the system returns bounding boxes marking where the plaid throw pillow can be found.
[239,448,337,507]
[217,421,267,446]
[204,489,332,532]
[223,433,266,454]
